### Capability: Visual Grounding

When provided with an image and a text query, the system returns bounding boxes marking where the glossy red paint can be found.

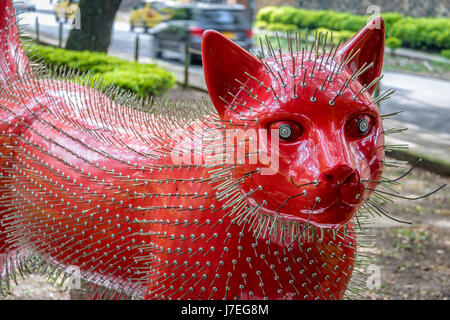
[0,0,27,256]
[336,17,385,95]
[0,1,31,83]
[0,0,385,299]
[202,18,385,228]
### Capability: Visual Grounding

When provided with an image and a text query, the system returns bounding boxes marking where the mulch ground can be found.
[360,165,449,300]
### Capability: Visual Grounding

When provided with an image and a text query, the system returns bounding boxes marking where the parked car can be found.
[150,3,252,63]
[13,0,36,13]
[54,0,79,22]
[129,0,174,32]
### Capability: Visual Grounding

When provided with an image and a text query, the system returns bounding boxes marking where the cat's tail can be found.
[0,0,34,294]
[0,0,32,83]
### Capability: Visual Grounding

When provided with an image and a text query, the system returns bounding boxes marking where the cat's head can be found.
[202,18,385,229]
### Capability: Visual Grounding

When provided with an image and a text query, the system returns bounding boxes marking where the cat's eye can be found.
[357,118,369,134]
[345,115,374,138]
[269,121,303,142]
[279,124,293,139]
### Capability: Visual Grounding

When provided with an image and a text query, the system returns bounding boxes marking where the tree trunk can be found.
[66,0,122,52]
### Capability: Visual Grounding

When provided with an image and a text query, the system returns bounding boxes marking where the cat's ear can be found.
[336,17,385,95]
[202,30,264,118]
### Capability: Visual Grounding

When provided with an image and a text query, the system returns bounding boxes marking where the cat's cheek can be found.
[351,125,383,168]
[365,124,385,190]
[308,204,358,228]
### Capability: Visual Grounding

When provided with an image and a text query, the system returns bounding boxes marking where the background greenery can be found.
[256,6,450,52]
[29,43,176,97]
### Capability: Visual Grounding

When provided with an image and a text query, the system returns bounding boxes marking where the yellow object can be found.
[130,1,173,30]
[54,0,79,20]
[222,32,236,40]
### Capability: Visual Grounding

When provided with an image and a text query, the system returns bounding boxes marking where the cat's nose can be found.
[323,165,362,206]
[323,165,356,185]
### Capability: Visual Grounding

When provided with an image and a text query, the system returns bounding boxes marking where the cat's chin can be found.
[274,201,358,229]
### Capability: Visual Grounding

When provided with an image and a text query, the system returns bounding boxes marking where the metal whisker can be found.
[362,159,422,184]
[268,186,310,237]
[367,184,446,201]
[288,198,320,247]
[365,199,412,225]
[289,176,318,189]
[1,7,445,302]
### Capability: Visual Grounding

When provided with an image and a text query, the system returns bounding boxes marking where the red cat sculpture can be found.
[0,0,388,299]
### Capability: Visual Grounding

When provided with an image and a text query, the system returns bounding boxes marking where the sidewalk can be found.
[383,118,450,176]
[384,47,450,65]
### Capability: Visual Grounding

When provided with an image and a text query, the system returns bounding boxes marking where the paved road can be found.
[380,71,450,134]
[19,11,450,135]
[21,11,157,59]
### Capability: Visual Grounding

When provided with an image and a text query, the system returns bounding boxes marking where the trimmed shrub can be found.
[256,6,450,51]
[266,23,298,32]
[386,37,402,54]
[254,20,268,30]
[101,63,176,97]
[382,12,404,30]
[389,17,450,50]
[441,49,450,60]
[262,7,367,31]
[316,28,355,44]
[256,6,277,24]
[28,44,176,97]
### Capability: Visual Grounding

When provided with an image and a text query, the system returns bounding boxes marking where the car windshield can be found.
[197,10,246,25]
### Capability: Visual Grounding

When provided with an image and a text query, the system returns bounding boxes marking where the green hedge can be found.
[386,37,402,51]
[266,22,299,32]
[442,49,450,60]
[256,7,401,32]
[389,17,450,50]
[316,28,355,44]
[28,44,176,97]
[256,6,450,51]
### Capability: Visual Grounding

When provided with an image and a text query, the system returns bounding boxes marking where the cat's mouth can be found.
[274,196,360,229]
[267,172,365,228]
